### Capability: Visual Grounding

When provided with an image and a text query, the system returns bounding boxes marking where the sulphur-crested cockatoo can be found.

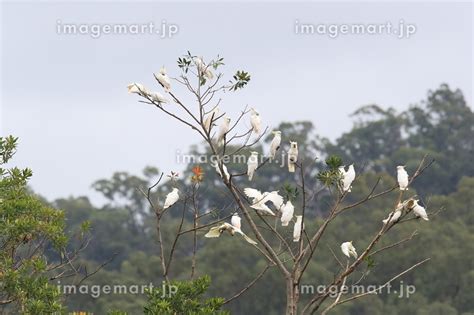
[397,166,409,191]
[244,188,283,215]
[269,131,282,159]
[163,188,179,209]
[204,106,219,133]
[231,213,241,229]
[250,108,262,135]
[341,241,358,259]
[216,117,231,146]
[383,209,402,224]
[127,83,148,96]
[204,222,257,245]
[280,200,295,227]
[212,160,230,181]
[194,56,214,80]
[340,164,355,192]
[247,151,259,181]
[293,215,303,242]
[288,141,298,172]
[148,91,169,104]
[412,200,429,221]
[154,66,171,92]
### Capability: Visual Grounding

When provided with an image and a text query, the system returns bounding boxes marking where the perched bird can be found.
[340,241,358,259]
[148,91,169,104]
[212,160,230,181]
[163,188,179,209]
[247,151,259,181]
[250,108,262,135]
[204,222,257,245]
[194,56,214,80]
[412,200,429,221]
[211,161,230,180]
[244,188,284,216]
[340,164,356,192]
[397,166,409,191]
[231,213,241,230]
[154,66,171,92]
[382,202,404,224]
[403,198,416,210]
[293,215,303,242]
[280,201,295,227]
[287,141,298,172]
[269,131,282,159]
[127,83,148,96]
[204,106,219,133]
[216,117,231,146]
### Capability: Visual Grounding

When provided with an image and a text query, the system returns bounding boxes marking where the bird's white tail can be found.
[288,163,295,173]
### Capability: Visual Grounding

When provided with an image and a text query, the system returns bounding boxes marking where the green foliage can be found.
[0,135,18,164]
[143,276,228,315]
[282,184,299,202]
[229,70,250,91]
[0,136,69,314]
[317,155,344,187]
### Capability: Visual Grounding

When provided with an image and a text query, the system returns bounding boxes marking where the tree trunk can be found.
[286,277,299,315]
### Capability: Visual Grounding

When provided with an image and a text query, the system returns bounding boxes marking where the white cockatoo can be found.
[269,130,282,159]
[244,188,284,215]
[148,91,169,104]
[204,106,219,133]
[383,209,402,224]
[293,215,303,242]
[340,241,358,259]
[127,83,148,96]
[212,160,230,181]
[412,200,429,221]
[204,222,257,245]
[280,200,295,226]
[231,213,241,229]
[194,56,214,80]
[287,141,298,172]
[250,108,262,135]
[247,151,259,181]
[397,165,409,191]
[382,202,405,224]
[216,117,231,146]
[154,66,171,92]
[163,188,179,209]
[340,164,356,192]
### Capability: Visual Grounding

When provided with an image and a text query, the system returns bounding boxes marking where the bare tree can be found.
[129,53,435,315]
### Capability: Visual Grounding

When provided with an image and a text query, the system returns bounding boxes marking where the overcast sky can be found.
[1,1,472,205]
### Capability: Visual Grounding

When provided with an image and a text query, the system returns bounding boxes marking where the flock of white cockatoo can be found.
[128,58,430,256]
[342,165,429,260]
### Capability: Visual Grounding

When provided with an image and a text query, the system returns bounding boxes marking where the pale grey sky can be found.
[1,1,472,204]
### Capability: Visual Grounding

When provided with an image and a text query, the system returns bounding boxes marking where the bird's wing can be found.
[341,244,349,257]
[235,229,257,245]
[281,202,294,222]
[204,226,222,238]
[242,234,257,245]
[250,204,275,215]
[244,188,262,200]
[164,193,177,208]
[264,192,284,209]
